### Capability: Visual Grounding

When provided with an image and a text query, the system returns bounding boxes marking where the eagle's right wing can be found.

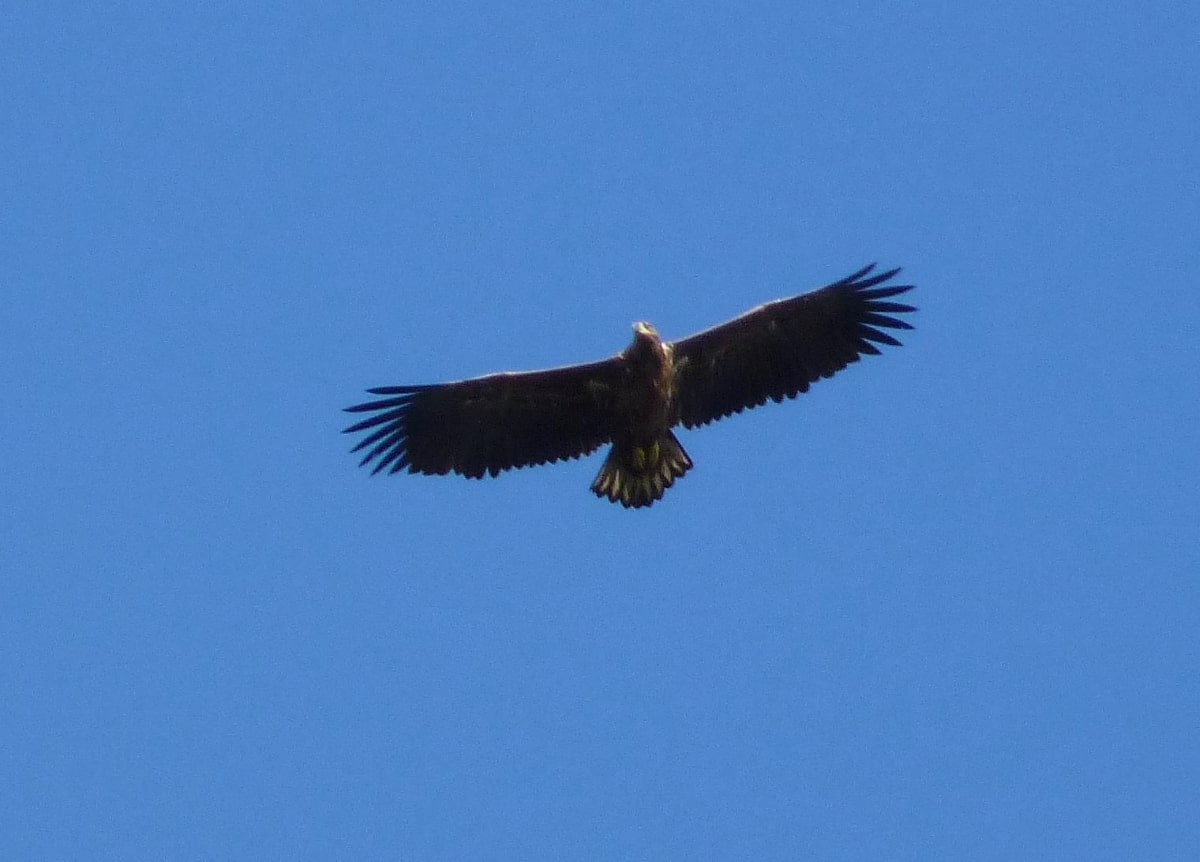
[344,357,627,479]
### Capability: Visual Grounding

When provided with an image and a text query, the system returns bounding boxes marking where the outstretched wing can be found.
[343,357,627,479]
[671,263,916,429]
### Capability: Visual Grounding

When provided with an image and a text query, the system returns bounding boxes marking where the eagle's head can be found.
[632,321,660,343]
[627,321,668,368]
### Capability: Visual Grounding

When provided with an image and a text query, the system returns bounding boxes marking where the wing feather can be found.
[344,357,626,479]
[671,263,916,428]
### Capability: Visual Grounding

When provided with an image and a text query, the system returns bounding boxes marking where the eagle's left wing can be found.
[670,264,916,429]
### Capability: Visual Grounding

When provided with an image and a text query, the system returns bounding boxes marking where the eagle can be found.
[344,263,915,508]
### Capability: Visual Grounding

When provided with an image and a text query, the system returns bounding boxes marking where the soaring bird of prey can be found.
[344,263,915,508]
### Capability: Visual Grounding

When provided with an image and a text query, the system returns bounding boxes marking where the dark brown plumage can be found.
[344,263,916,508]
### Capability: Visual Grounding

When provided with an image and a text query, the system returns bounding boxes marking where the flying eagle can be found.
[344,263,915,508]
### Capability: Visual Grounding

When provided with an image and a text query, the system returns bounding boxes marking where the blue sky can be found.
[4,2,1199,858]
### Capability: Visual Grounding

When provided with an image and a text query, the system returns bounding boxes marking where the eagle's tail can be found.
[591,432,693,508]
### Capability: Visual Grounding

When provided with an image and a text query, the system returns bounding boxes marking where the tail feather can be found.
[591,432,693,508]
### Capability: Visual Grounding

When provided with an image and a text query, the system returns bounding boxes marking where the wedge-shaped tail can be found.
[591,431,693,509]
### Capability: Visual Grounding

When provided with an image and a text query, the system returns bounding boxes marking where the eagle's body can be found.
[589,322,693,507]
[344,263,915,508]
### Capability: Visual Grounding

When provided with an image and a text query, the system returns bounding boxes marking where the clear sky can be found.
[4,2,1199,859]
